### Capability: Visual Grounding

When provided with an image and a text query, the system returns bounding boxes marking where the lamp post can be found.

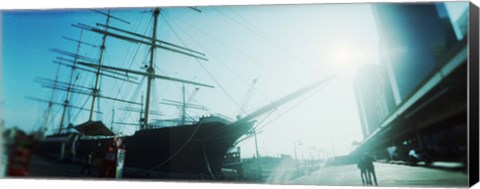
[254,128,261,181]
[330,139,336,159]
[316,148,321,167]
[309,146,317,171]
[293,140,302,171]
[319,149,328,167]
[247,128,262,181]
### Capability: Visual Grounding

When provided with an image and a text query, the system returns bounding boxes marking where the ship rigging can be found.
[28,7,334,179]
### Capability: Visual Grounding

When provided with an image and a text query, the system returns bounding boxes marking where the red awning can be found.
[74,121,115,136]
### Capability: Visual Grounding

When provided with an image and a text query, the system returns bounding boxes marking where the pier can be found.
[13,154,466,187]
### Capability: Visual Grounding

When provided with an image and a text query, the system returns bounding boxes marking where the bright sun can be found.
[330,45,374,73]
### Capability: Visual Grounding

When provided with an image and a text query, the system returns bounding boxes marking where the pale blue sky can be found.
[1,2,468,158]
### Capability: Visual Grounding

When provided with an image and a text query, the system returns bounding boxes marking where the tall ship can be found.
[31,8,334,179]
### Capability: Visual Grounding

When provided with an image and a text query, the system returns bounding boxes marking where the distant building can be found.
[354,64,380,138]
[354,64,396,139]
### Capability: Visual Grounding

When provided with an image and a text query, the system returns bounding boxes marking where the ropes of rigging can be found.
[162,12,267,110]
[161,10,331,139]
[256,83,328,132]
[71,95,92,123]
[164,12,287,105]
[117,76,146,134]
[220,7,326,77]
[209,8,309,86]
[160,13,246,114]
[163,9,331,127]
[98,11,150,133]
[234,82,328,145]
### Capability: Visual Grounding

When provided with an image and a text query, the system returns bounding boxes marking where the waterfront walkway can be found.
[11,155,469,187]
[284,162,468,187]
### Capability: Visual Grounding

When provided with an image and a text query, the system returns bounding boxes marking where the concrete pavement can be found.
[8,155,470,187]
[284,162,468,187]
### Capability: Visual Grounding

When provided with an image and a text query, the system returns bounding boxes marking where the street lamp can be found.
[316,148,321,166]
[309,146,317,171]
[248,128,262,181]
[315,149,327,167]
[254,128,262,181]
[293,140,303,170]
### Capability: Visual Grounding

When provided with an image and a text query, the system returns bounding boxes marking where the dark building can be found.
[374,3,458,102]
[353,2,470,165]
[353,64,380,139]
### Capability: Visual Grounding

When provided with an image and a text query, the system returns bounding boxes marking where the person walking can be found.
[357,156,369,185]
[364,153,378,186]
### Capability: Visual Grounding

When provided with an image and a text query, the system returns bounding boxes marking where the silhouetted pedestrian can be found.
[357,156,369,185]
[364,153,377,185]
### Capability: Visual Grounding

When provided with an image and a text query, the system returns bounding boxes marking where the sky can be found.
[0,2,468,159]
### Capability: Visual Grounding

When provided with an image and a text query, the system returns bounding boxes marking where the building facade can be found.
[353,2,469,164]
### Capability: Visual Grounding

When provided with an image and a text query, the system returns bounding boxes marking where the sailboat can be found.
[32,8,334,179]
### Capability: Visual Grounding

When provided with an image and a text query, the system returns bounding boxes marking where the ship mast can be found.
[182,84,186,125]
[29,31,98,134]
[31,9,156,136]
[42,66,61,135]
[159,86,207,125]
[58,30,97,133]
[89,10,111,121]
[75,8,213,131]
[140,95,144,126]
[143,8,160,130]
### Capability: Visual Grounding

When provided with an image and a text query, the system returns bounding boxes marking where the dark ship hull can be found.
[37,116,253,178]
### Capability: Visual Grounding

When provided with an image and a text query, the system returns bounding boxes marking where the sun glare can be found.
[329,44,376,75]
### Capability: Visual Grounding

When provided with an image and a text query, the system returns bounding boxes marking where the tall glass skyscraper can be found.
[353,2,469,164]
